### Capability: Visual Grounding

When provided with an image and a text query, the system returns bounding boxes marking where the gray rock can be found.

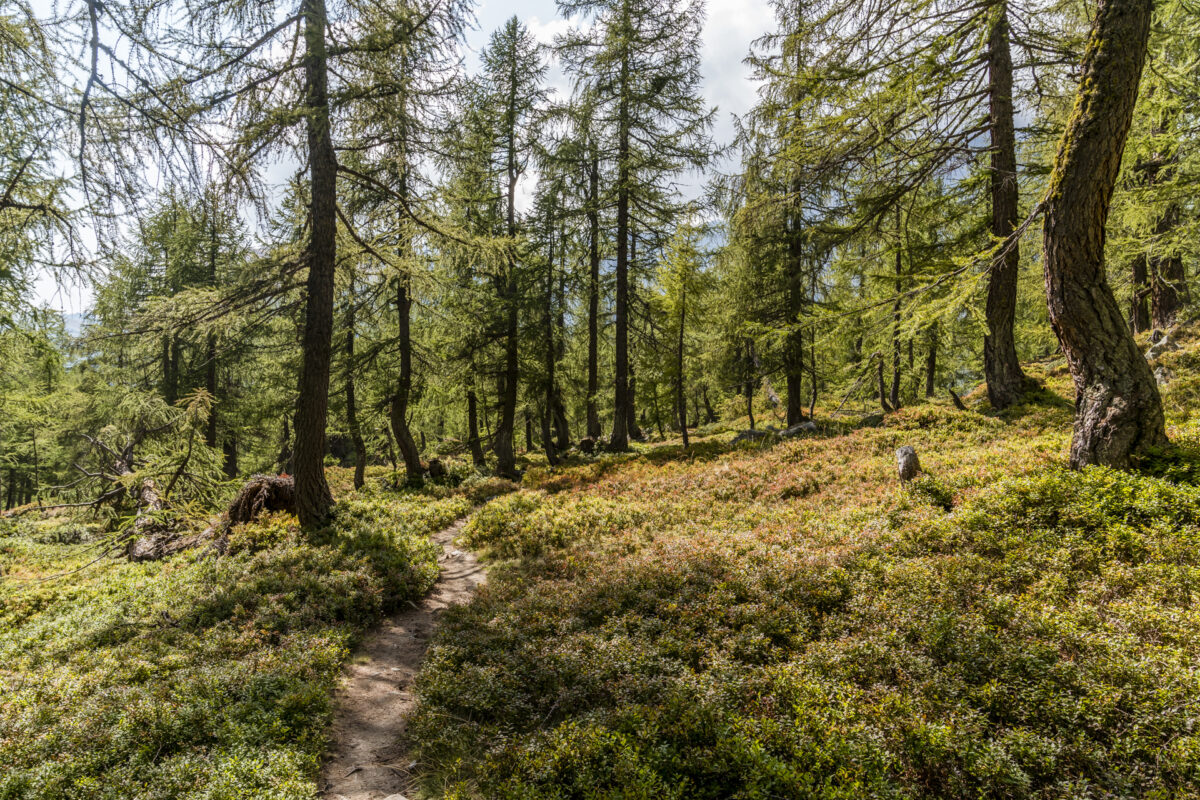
[1155,365,1175,386]
[781,420,819,438]
[896,446,921,482]
[1146,334,1180,361]
[732,429,774,444]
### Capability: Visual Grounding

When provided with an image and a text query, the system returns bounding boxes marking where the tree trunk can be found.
[925,324,938,398]
[223,435,238,479]
[1042,0,1165,468]
[878,358,894,413]
[467,387,486,468]
[205,210,220,449]
[586,148,602,440]
[1150,202,1183,329]
[983,5,1028,409]
[389,278,423,483]
[610,48,632,452]
[702,385,717,424]
[344,281,366,491]
[677,279,689,447]
[890,221,902,410]
[543,236,559,467]
[293,0,336,526]
[1130,253,1150,333]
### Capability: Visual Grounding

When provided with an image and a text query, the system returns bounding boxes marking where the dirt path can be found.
[320,519,484,800]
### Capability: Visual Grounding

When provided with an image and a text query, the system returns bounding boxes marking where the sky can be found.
[34,0,776,316]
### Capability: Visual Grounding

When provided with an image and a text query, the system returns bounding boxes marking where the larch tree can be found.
[481,16,547,478]
[1042,0,1166,467]
[557,0,714,451]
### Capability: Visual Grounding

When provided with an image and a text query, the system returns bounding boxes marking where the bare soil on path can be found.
[320,519,483,800]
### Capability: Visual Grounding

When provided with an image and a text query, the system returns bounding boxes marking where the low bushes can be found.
[410,467,1200,799]
[0,486,463,800]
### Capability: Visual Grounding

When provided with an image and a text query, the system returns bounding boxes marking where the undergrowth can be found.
[407,383,1200,798]
[0,472,469,800]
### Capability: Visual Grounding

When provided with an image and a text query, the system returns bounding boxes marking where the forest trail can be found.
[320,518,484,800]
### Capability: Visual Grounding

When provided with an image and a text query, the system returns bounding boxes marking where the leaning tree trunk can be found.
[293,0,336,527]
[1042,0,1166,468]
[983,4,1028,410]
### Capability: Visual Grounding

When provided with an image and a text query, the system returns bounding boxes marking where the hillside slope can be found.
[408,344,1200,798]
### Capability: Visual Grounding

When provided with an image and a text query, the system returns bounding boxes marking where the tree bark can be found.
[293,0,336,526]
[983,5,1028,409]
[1042,0,1166,468]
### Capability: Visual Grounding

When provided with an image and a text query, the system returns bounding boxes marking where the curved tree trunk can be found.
[293,0,336,527]
[1042,0,1166,468]
[983,5,1028,409]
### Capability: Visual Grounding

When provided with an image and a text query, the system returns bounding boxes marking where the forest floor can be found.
[319,518,485,800]
[5,330,1200,799]
[397,330,1200,799]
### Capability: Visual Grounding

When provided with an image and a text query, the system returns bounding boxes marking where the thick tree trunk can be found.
[983,5,1028,409]
[293,0,336,526]
[1042,0,1166,468]
[586,149,602,440]
[390,278,423,483]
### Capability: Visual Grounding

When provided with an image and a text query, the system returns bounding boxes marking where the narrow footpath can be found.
[320,519,484,800]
